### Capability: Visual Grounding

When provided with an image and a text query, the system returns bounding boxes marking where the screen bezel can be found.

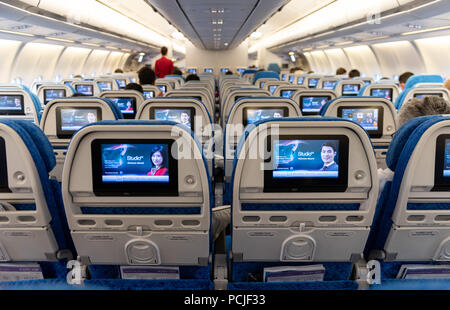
[91,139,179,196]
[433,134,450,191]
[110,97,137,119]
[56,106,102,139]
[308,78,319,88]
[75,84,94,96]
[370,88,393,101]
[97,81,113,92]
[0,95,25,116]
[150,106,196,130]
[44,89,66,105]
[323,81,337,90]
[263,135,349,193]
[0,137,11,193]
[143,91,155,99]
[299,95,331,116]
[337,106,384,138]
[157,85,167,94]
[242,107,289,126]
[341,84,361,96]
[280,89,296,98]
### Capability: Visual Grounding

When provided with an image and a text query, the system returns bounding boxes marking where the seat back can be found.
[155,79,173,95]
[231,117,378,262]
[263,81,290,95]
[295,74,308,86]
[273,85,307,98]
[165,89,214,119]
[359,82,400,103]
[256,78,278,89]
[395,86,450,110]
[100,90,145,119]
[95,78,119,92]
[61,120,212,266]
[334,80,365,97]
[321,96,397,168]
[305,75,323,89]
[319,78,341,90]
[0,87,42,124]
[71,81,100,96]
[40,97,123,181]
[37,84,74,107]
[136,97,214,176]
[0,119,70,262]
[291,89,337,116]
[221,89,271,128]
[142,85,161,100]
[369,115,450,261]
[224,97,302,184]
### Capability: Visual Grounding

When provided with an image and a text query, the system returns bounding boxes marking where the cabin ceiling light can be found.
[0,29,35,37]
[250,31,262,39]
[45,36,74,43]
[335,40,354,46]
[401,25,450,36]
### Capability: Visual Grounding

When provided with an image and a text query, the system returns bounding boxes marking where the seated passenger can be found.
[336,67,347,75]
[124,82,144,94]
[138,65,156,85]
[399,71,414,90]
[397,96,450,127]
[185,74,200,82]
[138,66,162,96]
[173,67,183,76]
[348,69,360,78]
[378,96,450,193]
[225,71,234,75]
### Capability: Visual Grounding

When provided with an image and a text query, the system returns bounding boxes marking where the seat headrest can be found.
[0,119,56,173]
[403,75,444,90]
[253,71,280,84]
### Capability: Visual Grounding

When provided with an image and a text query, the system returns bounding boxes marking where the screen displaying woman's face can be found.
[152,151,163,166]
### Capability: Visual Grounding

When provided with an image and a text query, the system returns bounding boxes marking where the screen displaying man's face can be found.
[321,145,336,165]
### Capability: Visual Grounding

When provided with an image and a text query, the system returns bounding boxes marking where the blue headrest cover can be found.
[403,75,444,90]
[0,120,56,173]
[386,115,445,171]
[253,71,280,84]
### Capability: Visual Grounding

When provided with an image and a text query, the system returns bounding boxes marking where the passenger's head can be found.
[321,142,337,164]
[124,83,143,94]
[185,74,200,82]
[114,68,124,73]
[348,69,360,78]
[151,145,166,167]
[74,75,83,79]
[307,70,314,74]
[173,67,183,76]
[399,72,414,90]
[138,66,156,85]
[336,67,347,75]
[161,46,168,56]
[397,96,450,127]
[445,78,450,92]
[225,70,233,75]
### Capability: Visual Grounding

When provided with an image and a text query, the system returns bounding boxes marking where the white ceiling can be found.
[145,0,289,50]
